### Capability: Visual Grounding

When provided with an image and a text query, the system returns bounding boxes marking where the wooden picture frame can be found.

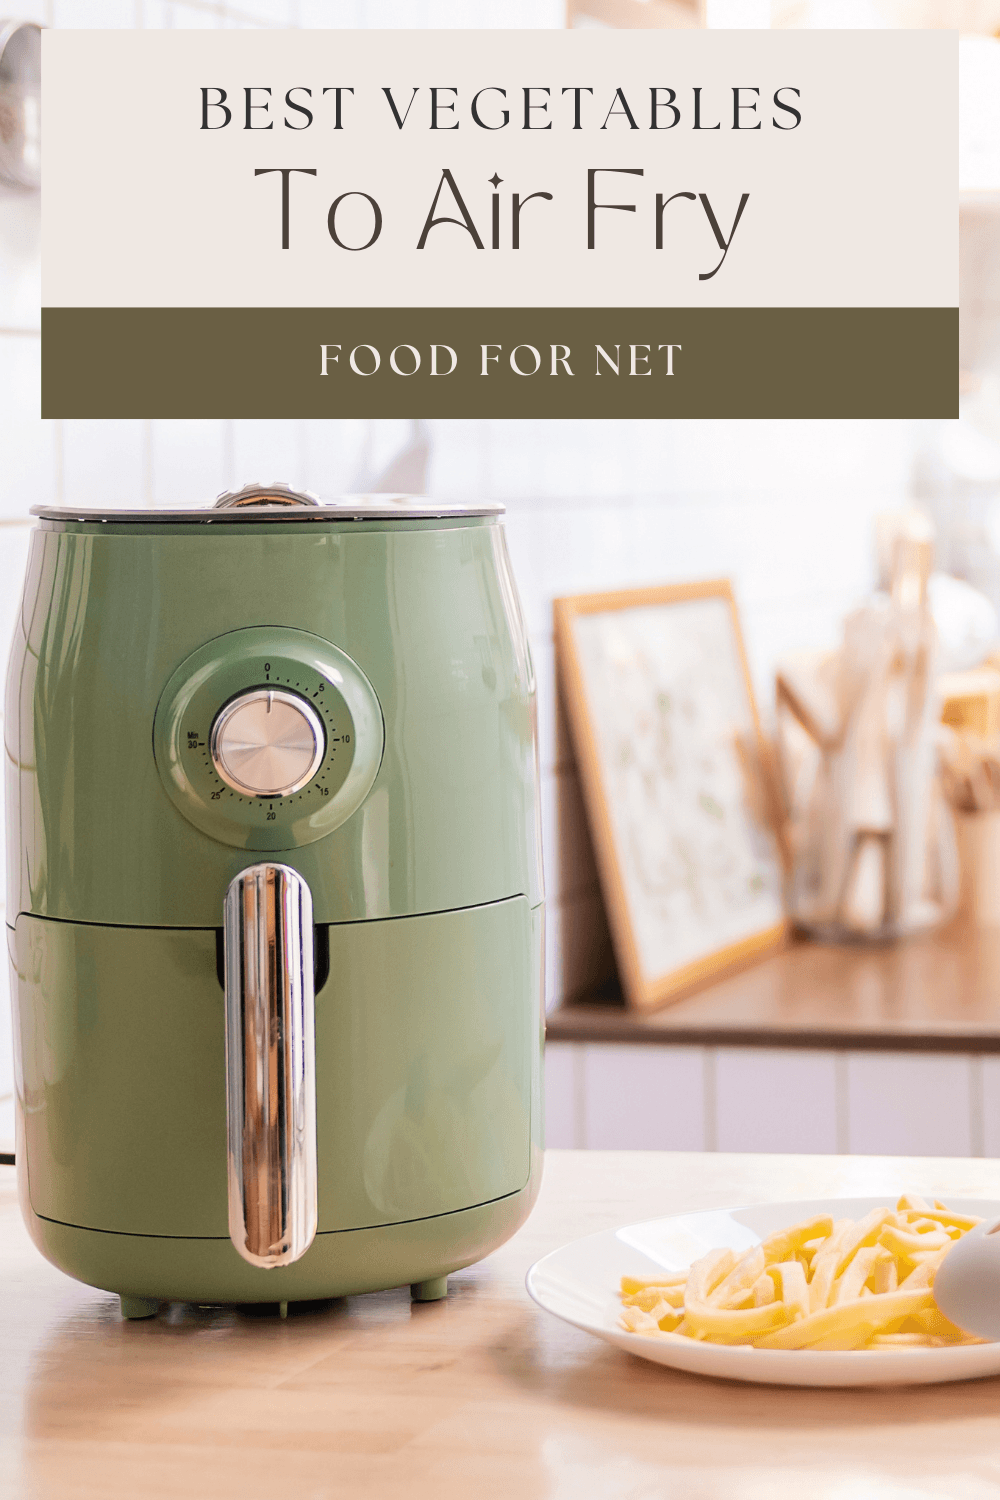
[554,580,787,1012]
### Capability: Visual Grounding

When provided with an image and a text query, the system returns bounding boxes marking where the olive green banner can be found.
[41,307,957,419]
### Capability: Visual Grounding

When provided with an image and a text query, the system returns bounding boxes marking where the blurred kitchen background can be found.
[1,0,999,1160]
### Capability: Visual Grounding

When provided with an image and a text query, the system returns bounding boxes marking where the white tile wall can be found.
[62,420,147,508]
[982,1055,1000,1155]
[51,0,137,26]
[150,420,229,506]
[547,1042,997,1159]
[714,1047,840,1155]
[231,420,305,494]
[0,336,52,518]
[846,1051,976,1158]
[5,0,46,20]
[118,0,569,26]
[543,1041,582,1150]
[0,185,40,334]
[581,1043,707,1150]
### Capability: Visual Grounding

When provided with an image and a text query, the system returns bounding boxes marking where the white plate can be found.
[526,1196,1000,1388]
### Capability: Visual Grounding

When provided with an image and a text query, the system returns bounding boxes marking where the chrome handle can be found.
[223,862,318,1268]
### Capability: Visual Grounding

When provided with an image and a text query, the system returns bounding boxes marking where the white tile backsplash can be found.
[846,1052,975,1158]
[150,420,229,506]
[582,1043,706,1151]
[296,0,365,24]
[349,420,418,491]
[301,418,372,495]
[3,0,46,19]
[541,1041,999,1161]
[138,1,181,26]
[62,420,147,509]
[544,1042,582,1149]
[425,419,490,502]
[980,1055,1000,1157]
[173,3,229,26]
[0,187,41,334]
[52,0,137,24]
[714,1047,840,1155]
[353,0,562,24]
[487,419,918,510]
[230,420,306,493]
[0,336,54,521]
[232,0,295,21]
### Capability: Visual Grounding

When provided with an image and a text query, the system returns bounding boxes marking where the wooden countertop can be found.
[5,1149,1000,1498]
[547,916,1000,1052]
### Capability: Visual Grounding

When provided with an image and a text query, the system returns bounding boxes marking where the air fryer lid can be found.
[32,482,504,523]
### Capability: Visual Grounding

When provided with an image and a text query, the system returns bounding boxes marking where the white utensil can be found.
[933,1217,1000,1340]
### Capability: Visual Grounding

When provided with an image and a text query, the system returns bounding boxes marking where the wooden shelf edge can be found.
[545,1008,1000,1053]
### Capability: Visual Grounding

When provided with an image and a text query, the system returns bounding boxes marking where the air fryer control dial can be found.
[153,626,384,852]
[210,689,325,798]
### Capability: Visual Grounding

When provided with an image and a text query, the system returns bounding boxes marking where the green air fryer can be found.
[5,485,544,1318]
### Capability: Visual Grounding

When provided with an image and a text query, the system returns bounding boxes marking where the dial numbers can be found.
[153,627,384,851]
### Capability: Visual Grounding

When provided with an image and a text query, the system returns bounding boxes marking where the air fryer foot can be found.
[411,1276,448,1303]
[120,1295,159,1320]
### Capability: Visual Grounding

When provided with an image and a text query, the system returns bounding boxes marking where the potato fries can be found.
[618,1197,985,1351]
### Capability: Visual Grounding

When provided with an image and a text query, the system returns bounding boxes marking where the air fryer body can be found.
[5,503,544,1305]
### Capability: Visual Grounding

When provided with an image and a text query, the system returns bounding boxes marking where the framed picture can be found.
[554,580,787,1012]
